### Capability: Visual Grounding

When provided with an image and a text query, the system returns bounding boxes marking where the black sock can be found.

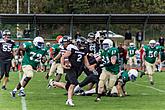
[16,83,22,90]
[97,94,102,98]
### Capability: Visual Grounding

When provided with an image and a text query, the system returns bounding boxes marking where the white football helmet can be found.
[102,39,113,50]
[33,36,44,49]
[46,42,51,47]
[128,69,138,82]
[149,40,156,48]
[129,42,135,47]
[2,30,11,40]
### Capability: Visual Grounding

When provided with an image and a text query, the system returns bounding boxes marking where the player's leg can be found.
[55,63,63,82]
[0,62,5,81]
[145,61,154,85]
[129,57,133,68]
[96,69,108,101]
[134,56,137,66]
[45,61,57,79]
[65,69,78,106]
[2,61,11,90]
[10,65,33,97]
[107,73,118,96]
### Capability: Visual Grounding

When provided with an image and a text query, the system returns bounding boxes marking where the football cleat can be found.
[45,73,49,80]
[140,71,145,78]
[47,79,54,89]
[10,91,16,98]
[18,90,26,97]
[150,81,154,85]
[66,99,75,106]
[95,98,101,102]
[1,86,7,90]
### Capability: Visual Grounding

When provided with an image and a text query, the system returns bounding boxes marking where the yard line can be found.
[19,72,27,110]
[132,83,165,93]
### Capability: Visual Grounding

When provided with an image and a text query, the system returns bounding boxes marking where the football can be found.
[64,58,71,67]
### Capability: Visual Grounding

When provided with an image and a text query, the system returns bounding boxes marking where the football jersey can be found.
[143,45,159,64]
[0,39,15,61]
[115,70,129,86]
[87,41,100,54]
[99,48,119,75]
[120,70,129,83]
[67,44,86,69]
[156,45,165,61]
[22,42,47,69]
[127,46,137,57]
[51,44,60,57]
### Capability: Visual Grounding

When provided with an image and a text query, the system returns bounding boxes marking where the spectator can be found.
[118,43,125,69]
[136,31,143,48]
[124,30,132,46]
[74,31,81,39]
[123,44,128,70]
[23,28,31,38]
[159,36,164,46]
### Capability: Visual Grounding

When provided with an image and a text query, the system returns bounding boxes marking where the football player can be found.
[140,40,160,85]
[127,42,137,68]
[10,37,47,97]
[45,36,70,83]
[155,42,164,72]
[86,32,100,55]
[0,30,15,90]
[115,69,138,97]
[60,37,95,106]
[95,39,120,101]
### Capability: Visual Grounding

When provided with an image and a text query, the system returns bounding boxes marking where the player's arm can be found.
[53,52,62,62]
[116,80,125,97]
[60,50,71,69]
[83,55,95,71]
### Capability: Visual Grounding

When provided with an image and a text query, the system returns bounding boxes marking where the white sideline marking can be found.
[133,83,165,93]
[19,72,27,110]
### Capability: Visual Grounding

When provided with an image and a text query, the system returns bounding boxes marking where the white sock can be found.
[85,88,96,94]
[20,87,24,91]
[74,85,81,93]
[67,99,72,102]
[13,88,17,92]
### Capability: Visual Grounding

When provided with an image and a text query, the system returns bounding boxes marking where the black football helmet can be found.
[76,37,87,50]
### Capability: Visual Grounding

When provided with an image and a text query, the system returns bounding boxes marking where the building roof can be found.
[1,14,165,24]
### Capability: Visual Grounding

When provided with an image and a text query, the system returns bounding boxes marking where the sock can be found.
[13,88,17,92]
[74,85,81,93]
[20,87,24,91]
[85,88,96,94]
[97,94,102,98]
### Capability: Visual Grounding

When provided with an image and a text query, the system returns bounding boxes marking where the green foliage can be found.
[1,0,165,39]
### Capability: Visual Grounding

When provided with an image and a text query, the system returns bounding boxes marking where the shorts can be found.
[65,68,79,86]
[22,65,34,77]
[0,60,11,77]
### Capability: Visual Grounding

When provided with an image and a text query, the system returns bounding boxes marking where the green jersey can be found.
[157,45,165,61]
[116,70,129,86]
[109,47,119,59]
[121,70,129,82]
[22,42,47,69]
[143,45,159,64]
[52,44,60,56]
[51,44,60,63]
[127,46,137,57]
[99,48,119,75]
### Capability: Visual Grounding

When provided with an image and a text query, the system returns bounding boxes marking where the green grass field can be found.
[1,71,165,110]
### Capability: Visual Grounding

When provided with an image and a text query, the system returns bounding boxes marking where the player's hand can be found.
[62,64,71,69]
[88,65,95,71]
